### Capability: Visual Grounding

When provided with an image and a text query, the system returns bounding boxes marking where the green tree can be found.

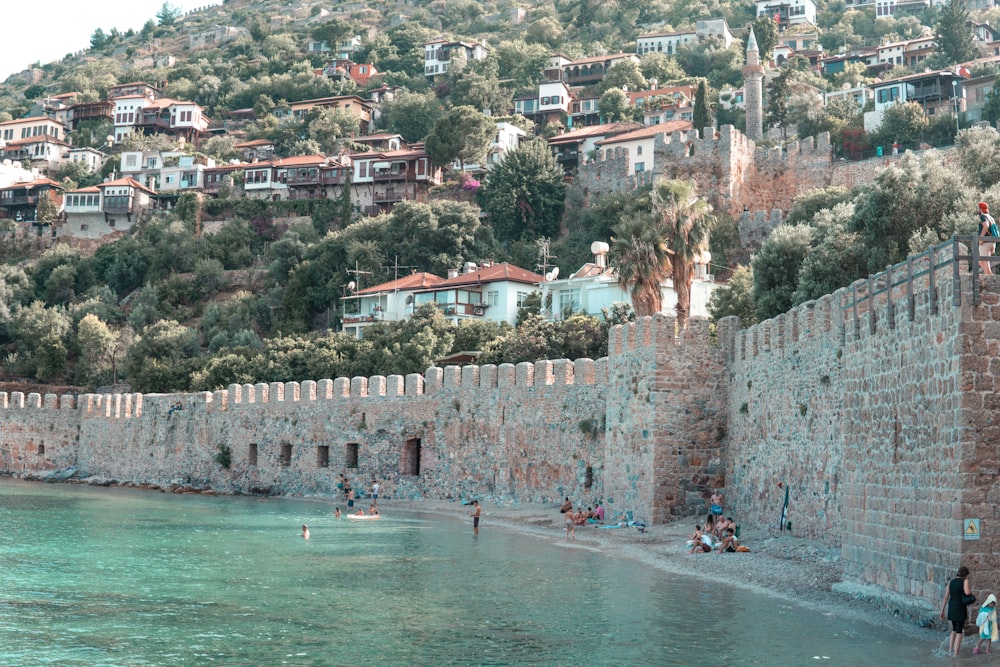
[958,125,1000,190]
[156,2,180,27]
[35,191,60,227]
[871,101,928,148]
[610,213,669,317]
[707,264,756,325]
[599,88,631,122]
[934,0,977,65]
[984,83,1000,126]
[424,106,495,171]
[651,179,714,329]
[766,68,796,138]
[383,91,443,143]
[310,19,353,49]
[448,71,512,115]
[693,80,711,131]
[308,107,360,153]
[791,203,869,305]
[599,59,647,94]
[125,319,200,392]
[640,53,687,86]
[752,224,813,320]
[76,313,116,386]
[478,138,566,242]
[90,28,108,50]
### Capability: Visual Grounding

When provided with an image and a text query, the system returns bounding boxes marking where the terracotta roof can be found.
[355,133,403,141]
[3,177,62,189]
[429,263,544,288]
[636,29,696,39]
[3,136,70,147]
[547,122,643,145]
[595,119,693,145]
[99,177,156,195]
[235,139,274,147]
[355,272,446,295]
[273,154,329,167]
[67,186,101,193]
[628,86,697,103]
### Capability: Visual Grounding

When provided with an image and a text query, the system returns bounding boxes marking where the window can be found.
[877,87,899,104]
[248,443,258,466]
[317,445,329,468]
[558,288,581,315]
[280,442,292,467]
[637,146,643,155]
[516,291,529,307]
[635,162,645,173]
[125,155,137,167]
[346,442,359,468]
[487,290,499,307]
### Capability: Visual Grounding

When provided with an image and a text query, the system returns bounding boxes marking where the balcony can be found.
[373,168,413,182]
[373,188,407,204]
[0,195,37,206]
[438,303,485,316]
[135,116,172,130]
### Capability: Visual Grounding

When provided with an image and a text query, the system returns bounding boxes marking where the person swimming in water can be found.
[301,525,310,539]
[335,507,342,518]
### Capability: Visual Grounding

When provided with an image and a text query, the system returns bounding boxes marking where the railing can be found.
[841,235,995,330]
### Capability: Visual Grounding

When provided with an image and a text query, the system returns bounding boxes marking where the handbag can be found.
[964,593,977,606]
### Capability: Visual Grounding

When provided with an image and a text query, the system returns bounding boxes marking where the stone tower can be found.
[743,26,764,142]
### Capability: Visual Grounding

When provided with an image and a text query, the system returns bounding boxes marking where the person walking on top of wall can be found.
[979,202,998,276]
[941,565,974,656]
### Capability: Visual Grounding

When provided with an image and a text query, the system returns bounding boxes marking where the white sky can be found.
[2,1,218,81]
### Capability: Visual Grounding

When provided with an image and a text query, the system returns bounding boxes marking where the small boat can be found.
[347,513,382,520]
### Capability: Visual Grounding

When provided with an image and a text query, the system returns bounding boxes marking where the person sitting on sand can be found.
[688,525,710,553]
[594,504,604,522]
[560,498,573,513]
[717,527,738,553]
[573,509,588,526]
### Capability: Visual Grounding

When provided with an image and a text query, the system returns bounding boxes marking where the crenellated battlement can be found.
[1,359,609,420]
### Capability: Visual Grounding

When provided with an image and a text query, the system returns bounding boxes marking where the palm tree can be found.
[652,179,714,330]
[611,213,671,317]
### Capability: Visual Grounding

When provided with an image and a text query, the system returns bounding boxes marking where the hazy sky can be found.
[2,1,218,81]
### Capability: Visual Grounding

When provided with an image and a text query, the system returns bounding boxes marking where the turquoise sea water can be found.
[0,480,942,666]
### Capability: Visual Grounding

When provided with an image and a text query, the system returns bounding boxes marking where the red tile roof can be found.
[547,122,643,145]
[595,119,693,145]
[430,263,544,288]
[355,272,446,295]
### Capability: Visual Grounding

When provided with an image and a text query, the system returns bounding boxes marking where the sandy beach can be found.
[369,497,947,651]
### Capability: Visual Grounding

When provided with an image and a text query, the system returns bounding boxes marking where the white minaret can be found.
[742,26,764,142]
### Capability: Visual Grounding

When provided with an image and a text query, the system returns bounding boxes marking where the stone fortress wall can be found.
[3,242,1000,610]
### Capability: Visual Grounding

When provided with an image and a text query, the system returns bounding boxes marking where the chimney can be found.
[447,268,459,279]
[463,261,477,274]
[591,241,610,268]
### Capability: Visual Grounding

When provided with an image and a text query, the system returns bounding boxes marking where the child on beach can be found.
[976,594,999,654]
[688,525,710,553]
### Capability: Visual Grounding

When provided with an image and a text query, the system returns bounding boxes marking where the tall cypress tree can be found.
[693,80,711,132]
[935,0,977,65]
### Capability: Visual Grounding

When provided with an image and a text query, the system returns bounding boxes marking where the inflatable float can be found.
[347,513,382,520]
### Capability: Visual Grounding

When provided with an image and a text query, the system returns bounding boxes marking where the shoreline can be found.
[371,497,947,649]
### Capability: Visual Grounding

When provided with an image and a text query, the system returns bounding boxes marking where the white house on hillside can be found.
[541,242,718,321]
[341,272,445,339]
[414,262,544,327]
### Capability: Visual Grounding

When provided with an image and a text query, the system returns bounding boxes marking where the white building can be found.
[341,262,544,338]
[66,147,106,174]
[423,39,489,77]
[755,0,818,27]
[341,272,445,339]
[542,242,718,321]
[593,119,693,176]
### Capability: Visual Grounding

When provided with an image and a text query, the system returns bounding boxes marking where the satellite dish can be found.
[545,271,553,281]
[550,267,559,280]
[347,281,356,291]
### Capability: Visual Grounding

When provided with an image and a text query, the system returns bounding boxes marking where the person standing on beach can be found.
[710,490,725,519]
[371,479,380,506]
[941,565,973,656]
[975,594,998,655]
[471,500,481,534]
